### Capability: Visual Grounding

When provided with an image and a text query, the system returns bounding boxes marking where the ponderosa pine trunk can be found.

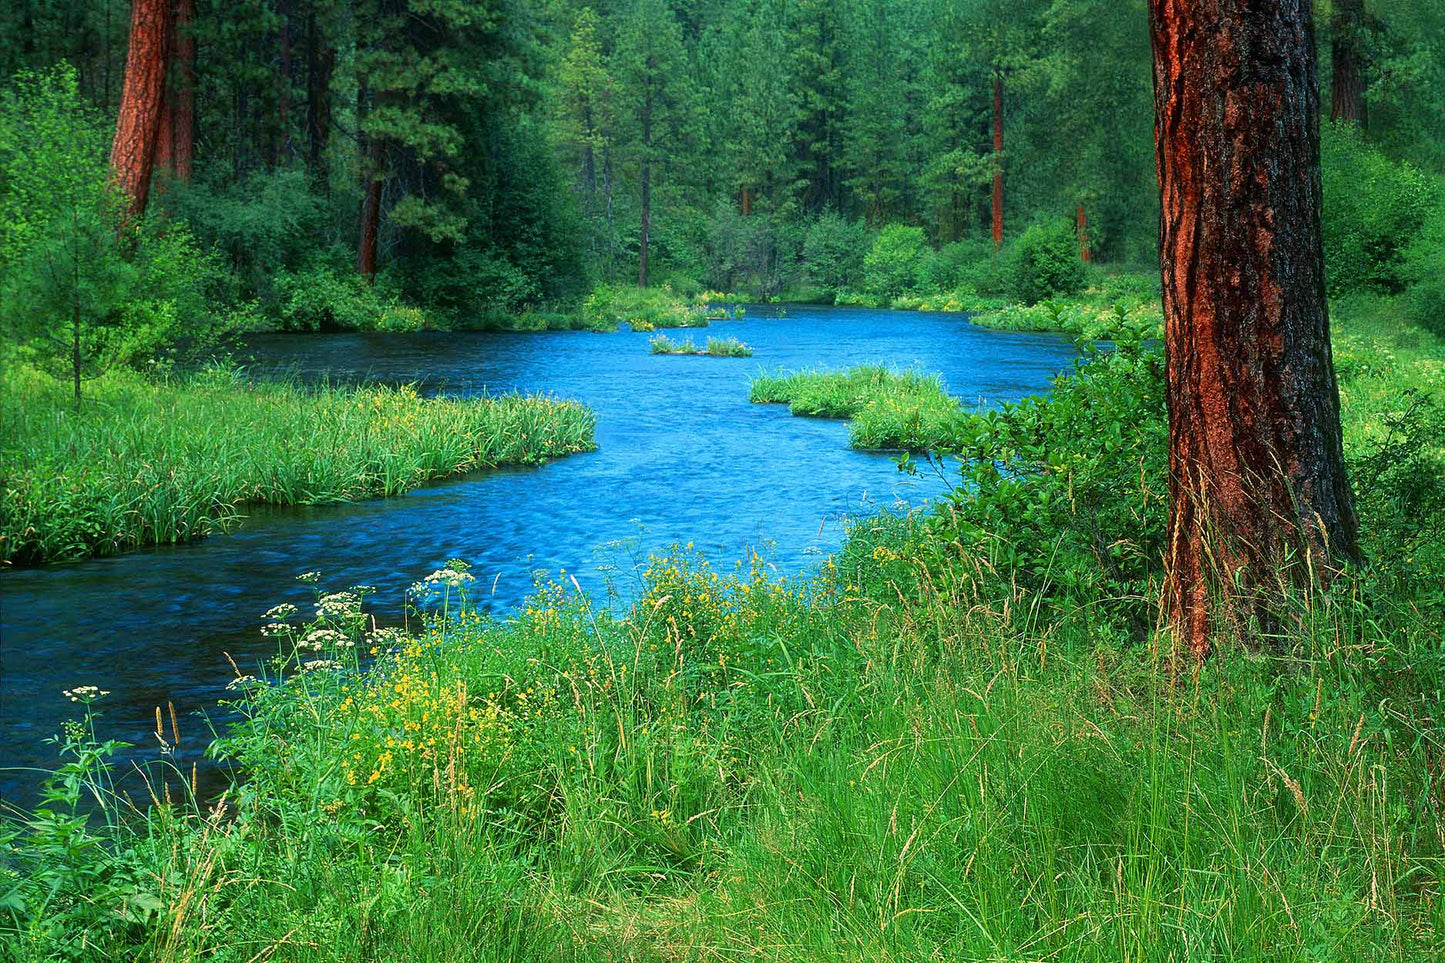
[1149,0,1361,657]
[991,74,1004,246]
[1330,0,1366,125]
[110,0,172,218]
[1077,205,1090,263]
[155,0,195,181]
[357,131,382,279]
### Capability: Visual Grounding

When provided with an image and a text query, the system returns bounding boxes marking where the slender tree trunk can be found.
[277,0,293,163]
[741,187,752,216]
[357,81,382,279]
[110,0,171,219]
[991,73,1004,246]
[306,9,334,186]
[638,158,651,287]
[637,91,652,288]
[72,217,82,409]
[1330,0,1366,125]
[1149,0,1361,657]
[1077,205,1090,263]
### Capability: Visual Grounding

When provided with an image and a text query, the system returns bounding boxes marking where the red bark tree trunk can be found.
[111,0,172,218]
[991,74,1004,246]
[357,136,382,279]
[1330,0,1366,125]
[1149,0,1361,657]
[1077,205,1090,263]
[741,187,752,216]
[155,0,195,181]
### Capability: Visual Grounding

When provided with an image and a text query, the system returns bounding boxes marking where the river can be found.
[0,305,1078,805]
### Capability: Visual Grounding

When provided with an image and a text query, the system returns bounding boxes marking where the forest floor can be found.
[2,298,1442,962]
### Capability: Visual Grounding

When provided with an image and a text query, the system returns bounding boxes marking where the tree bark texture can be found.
[155,0,195,181]
[110,0,172,218]
[637,90,652,288]
[1149,0,1361,656]
[1077,205,1090,263]
[1330,0,1366,125]
[991,74,1003,246]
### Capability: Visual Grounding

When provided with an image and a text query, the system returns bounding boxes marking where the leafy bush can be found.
[862,224,929,299]
[0,66,232,398]
[1008,218,1086,304]
[1321,121,1440,296]
[1402,209,1445,337]
[802,212,870,301]
[919,238,1009,297]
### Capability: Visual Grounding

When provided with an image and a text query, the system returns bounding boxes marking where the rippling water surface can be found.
[0,305,1077,803]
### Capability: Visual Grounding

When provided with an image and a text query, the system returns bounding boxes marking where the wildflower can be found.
[301,659,343,672]
[62,685,110,704]
[296,570,322,583]
[261,622,291,637]
[301,628,348,651]
[225,675,259,691]
[317,592,362,619]
[263,603,298,620]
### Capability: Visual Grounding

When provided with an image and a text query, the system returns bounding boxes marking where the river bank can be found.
[0,366,596,565]
[4,303,1441,960]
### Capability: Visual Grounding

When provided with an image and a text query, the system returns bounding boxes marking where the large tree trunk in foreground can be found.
[991,74,1003,246]
[1330,0,1366,126]
[1149,0,1361,657]
[111,0,172,218]
[155,0,195,181]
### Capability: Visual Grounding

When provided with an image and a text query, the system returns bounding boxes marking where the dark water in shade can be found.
[0,305,1078,805]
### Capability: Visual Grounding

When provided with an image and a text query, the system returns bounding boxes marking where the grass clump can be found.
[750,365,965,450]
[0,366,597,564]
[649,335,753,357]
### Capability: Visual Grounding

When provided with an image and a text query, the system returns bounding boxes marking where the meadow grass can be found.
[0,366,597,565]
[584,283,713,331]
[650,335,753,357]
[750,365,966,450]
[4,302,1443,962]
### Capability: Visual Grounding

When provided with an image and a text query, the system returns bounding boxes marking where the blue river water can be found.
[0,305,1078,805]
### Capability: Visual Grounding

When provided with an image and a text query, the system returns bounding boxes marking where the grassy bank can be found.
[0,367,597,565]
[750,365,966,450]
[649,335,753,357]
[5,313,1443,959]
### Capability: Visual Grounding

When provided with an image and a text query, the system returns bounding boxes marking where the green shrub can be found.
[1008,218,1086,304]
[862,224,929,299]
[802,212,870,301]
[275,264,386,331]
[0,66,233,398]
[1402,209,1445,337]
[1321,121,1440,296]
[919,238,1009,297]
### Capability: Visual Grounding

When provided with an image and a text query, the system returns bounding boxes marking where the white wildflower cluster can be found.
[409,568,477,597]
[367,627,406,648]
[316,591,362,620]
[301,659,342,672]
[261,622,291,638]
[263,603,298,620]
[296,570,322,583]
[300,628,352,651]
[226,675,259,691]
[62,685,111,703]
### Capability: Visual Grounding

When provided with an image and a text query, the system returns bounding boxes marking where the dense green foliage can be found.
[0,367,597,564]
[5,310,1443,960]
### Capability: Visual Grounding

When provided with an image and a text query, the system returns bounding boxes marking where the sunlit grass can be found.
[0,366,597,564]
[750,365,965,450]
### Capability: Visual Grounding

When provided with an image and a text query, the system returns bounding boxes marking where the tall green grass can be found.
[4,302,1442,961]
[0,366,597,564]
[750,365,966,450]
